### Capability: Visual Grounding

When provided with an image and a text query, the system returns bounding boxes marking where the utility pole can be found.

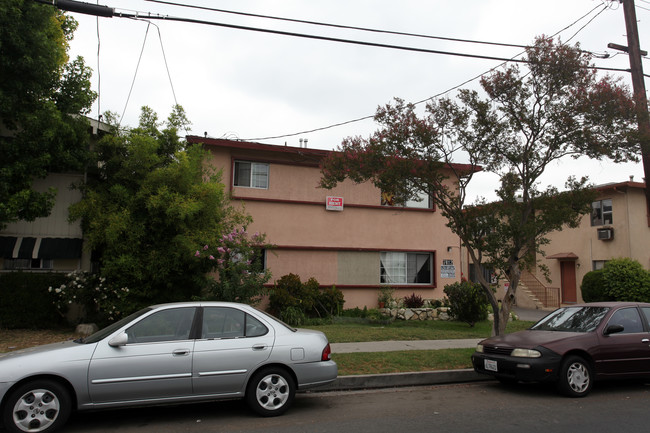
[621,0,650,225]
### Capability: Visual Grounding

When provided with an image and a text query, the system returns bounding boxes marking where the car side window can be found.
[202,307,268,339]
[608,307,644,334]
[126,307,196,343]
[246,314,268,337]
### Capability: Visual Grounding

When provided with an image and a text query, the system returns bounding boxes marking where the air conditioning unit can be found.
[597,228,614,240]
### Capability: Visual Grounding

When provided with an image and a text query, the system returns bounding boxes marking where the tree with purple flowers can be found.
[320,37,640,336]
[194,228,272,305]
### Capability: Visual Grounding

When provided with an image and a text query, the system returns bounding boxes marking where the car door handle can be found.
[172,349,190,356]
[642,339,649,343]
[252,344,267,351]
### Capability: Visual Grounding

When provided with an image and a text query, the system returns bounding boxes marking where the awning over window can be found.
[0,236,83,259]
[0,236,17,259]
[546,252,579,260]
[38,238,83,259]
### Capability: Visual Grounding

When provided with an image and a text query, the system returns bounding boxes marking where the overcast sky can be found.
[65,0,648,201]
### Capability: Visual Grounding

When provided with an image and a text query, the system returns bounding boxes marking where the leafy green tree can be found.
[69,106,249,316]
[0,0,96,229]
[602,258,650,302]
[320,37,639,335]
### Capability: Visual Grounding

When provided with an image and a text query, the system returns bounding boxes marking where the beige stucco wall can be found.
[2,173,83,239]
[540,185,650,303]
[1,173,87,273]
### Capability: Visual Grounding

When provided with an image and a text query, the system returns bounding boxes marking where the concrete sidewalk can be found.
[314,307,551,392]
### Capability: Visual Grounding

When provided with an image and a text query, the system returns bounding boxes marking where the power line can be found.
[243,3,623,142]
[116,14,537,65]
[47,0,631,71]
[48,0,628,67]
[144,0,530,50]
[44,0,635,141]
[119,21,151,128]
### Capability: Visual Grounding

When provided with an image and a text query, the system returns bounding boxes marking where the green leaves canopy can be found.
[69,107,248,314]
[0,0,96,228]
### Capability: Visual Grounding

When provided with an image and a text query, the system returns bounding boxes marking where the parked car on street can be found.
[472,302,650,397]
[0,302,337,433]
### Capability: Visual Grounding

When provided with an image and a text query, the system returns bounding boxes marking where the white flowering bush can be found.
[49,271,131,322]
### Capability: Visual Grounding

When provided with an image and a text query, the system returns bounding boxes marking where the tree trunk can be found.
[498,263,521,335]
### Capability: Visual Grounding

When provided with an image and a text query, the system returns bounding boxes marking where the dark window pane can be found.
[245,314,268,337]
[202,307,245,339]
[608,308,643,334]
[234,161,251,187]
[127,308,196,343]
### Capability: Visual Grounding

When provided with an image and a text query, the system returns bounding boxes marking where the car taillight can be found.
[321,343,332,361]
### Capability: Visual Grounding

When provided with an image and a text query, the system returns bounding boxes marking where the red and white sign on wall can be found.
[326,196,344,211]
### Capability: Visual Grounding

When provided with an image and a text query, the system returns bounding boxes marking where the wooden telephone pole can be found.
[621,0,650,224]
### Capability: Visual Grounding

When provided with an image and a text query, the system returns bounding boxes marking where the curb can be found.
[312,369,489,392]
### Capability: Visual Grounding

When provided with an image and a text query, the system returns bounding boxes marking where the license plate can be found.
[484,359,498,372]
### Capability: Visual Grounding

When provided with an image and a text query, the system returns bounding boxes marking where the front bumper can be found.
[471,349,562,383]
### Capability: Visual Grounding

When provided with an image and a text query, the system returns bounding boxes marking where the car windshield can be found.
[77,308,153,344]
[530,306,610,333]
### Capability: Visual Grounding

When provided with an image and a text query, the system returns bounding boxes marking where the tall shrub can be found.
[581,269,608,302]
[443,280,489,327]
[602,258,650,302]
[269,274,344,325]
[194,228,272,305]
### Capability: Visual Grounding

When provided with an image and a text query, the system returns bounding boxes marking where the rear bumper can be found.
[294,360,338,390]
[471,351,561,383]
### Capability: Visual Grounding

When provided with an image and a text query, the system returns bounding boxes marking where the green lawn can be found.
[304,318,534,343]
[332,348,477,376]
[304,318,535,375]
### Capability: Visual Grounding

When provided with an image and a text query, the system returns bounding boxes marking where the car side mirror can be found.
[108,332,129,347]
[604,324,624,335]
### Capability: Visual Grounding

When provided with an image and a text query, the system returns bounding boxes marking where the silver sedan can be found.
[0,302,337,433]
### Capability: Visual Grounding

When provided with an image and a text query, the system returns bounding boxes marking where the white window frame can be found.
[233,161,269,189]
[592,260,608,271]
[591,199,613,226]
[380,252,432,284]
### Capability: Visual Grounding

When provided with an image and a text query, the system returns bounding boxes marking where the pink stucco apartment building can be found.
[188,136,469,309]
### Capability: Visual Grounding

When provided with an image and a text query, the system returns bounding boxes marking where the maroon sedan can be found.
[472,302,650,397]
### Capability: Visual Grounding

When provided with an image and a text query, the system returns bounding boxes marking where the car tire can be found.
[557,355,592,397]
[2,380,71,433]
[246,367,296,417]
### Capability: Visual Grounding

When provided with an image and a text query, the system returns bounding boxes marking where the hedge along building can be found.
[189,136,474,309]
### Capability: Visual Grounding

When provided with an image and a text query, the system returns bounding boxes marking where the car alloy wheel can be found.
[558,355,592,397]
[3,380,71,433]
[246,368,296,417]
